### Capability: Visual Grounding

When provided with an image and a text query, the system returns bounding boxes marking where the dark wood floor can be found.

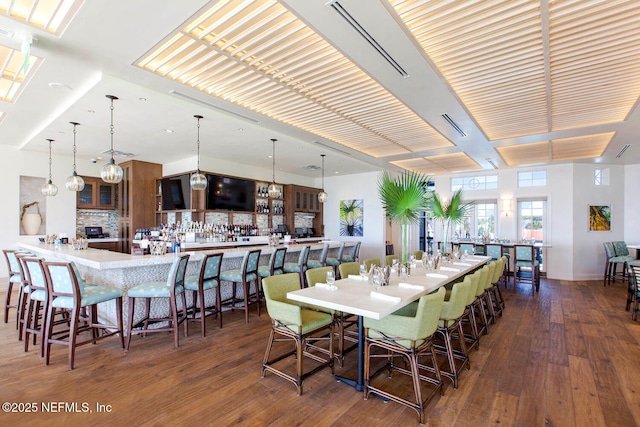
[1,276,639,427]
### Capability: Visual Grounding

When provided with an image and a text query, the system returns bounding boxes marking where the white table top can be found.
[287,256,490,320]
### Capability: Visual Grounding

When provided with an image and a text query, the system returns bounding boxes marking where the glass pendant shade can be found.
[190,171,207,190]
[190,115,207,190]
[66,121,85,191]
[42,138,57,196]
[268,182,280,198]
[101,158,123,183]
[102,94,123,184]
[41,180,58,196]
[317,154,327,203]
[65,172,85,191]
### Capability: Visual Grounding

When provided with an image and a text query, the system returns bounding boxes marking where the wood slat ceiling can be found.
[390,0,640,166]
[392,151,480,175]
[497,141,550,166]
[551,132,614,161]
[136,0,453,159]
[0,0,83,35]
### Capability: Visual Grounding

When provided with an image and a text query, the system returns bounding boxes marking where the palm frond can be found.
[377,170,432,225]
[431,189,473,225]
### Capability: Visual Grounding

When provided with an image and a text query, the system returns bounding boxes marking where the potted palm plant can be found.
[430,189,473,256]
[377,170,432,266]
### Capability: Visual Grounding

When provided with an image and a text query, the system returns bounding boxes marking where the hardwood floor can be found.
[1,277,639,426]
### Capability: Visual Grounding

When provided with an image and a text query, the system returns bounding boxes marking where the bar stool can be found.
[3,249,26,325]
[257,247,287,298]
[126,254,190,350]
[184,253,223,336]
[283,246,310,288]
[21,257,49,355]
[43,261,124,369]
[341,241,361,263]
[307,243,329,269]
[220,249,261,323]
[514,244,540,294]
[325,242,345,278]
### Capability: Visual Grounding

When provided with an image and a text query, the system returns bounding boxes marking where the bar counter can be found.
[18,240,354,332]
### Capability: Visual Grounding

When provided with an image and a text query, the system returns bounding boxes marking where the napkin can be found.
[398,282,424,290]
[348,275,367,281]
[314,282,337,290]
[453,262,472,267]
[426,273,448,279]
[370,291,401,303]
[440,266,460,272]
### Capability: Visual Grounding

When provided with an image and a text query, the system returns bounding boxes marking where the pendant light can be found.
[318,154,327,203]
[41,139,58,196]
[101,94,123,184]
[65,121,85,191]
[190,114,207,190]
[267,138,280,198]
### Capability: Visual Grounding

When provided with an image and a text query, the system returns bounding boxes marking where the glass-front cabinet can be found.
[77,177,116,209]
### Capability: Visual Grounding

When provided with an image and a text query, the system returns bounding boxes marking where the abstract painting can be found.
[340,199,363,236]
[589,205,611,231]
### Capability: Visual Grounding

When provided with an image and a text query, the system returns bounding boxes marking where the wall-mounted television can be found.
[206,174,255,212]
[161,174,191,210]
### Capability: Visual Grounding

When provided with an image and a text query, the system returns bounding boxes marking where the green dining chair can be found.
[364,287,446,424]
[261,273,334,395]
[435,277,472,389]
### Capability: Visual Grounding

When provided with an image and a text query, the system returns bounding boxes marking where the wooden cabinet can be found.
[88,241,119,251]
[118,160,162,253]
[285,185,325,236]
[77,177,115,209]
[291,186,322,213]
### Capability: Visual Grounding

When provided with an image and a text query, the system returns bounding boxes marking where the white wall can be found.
[624,164,640,244]
[321,171,386,263]
[0,146,106,276]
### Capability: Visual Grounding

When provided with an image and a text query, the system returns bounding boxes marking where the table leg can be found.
[335,316,364,392]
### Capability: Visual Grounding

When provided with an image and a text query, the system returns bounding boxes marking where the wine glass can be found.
[400,265,409,280]
[371,270,382,289]
[359,263,368,280]
[326,270,336,289]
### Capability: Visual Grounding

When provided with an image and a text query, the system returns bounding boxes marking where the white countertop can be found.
[18,240,349,271]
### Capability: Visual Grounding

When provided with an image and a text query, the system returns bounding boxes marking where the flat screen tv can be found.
[206,174,255,212]
[161,174,191,210]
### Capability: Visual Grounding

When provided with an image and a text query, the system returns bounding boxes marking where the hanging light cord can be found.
[196,116,201,172]
[271,139,276,183]
[72,123,78,174]
[109,97,115,159]
[321,154,325,189]
[47,139,53,181]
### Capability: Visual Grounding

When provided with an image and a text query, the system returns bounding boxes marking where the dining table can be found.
[286,255,491,391]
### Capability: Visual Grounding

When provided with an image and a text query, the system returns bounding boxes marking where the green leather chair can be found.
[364,287,446,424]
[436,277,472,389]
[384,255,399,266]
[338,262,360,279]
[461,271,482,351]
[261,273,334,395]
[126,254,189,351]
[363,258,380,271]
[184,253,223,336]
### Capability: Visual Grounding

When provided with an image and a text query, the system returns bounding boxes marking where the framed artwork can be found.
[340,199,363,237]
[589,205,611,231]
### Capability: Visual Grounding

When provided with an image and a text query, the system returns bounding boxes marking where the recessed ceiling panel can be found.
[391,0,548,140]
[549,1,640,130]
[551,132,614,161]
[424,152,481,173]
[497,141,550,166]
[0,0,84,35]
[391,157,447,175]
[136,0,452,159]
[0,45,40,102]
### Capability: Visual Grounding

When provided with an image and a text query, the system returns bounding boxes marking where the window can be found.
[454,202,497,239]
[594,168,610,186]
[451,174,497,191]
[518,170,546,187]
[518,200,545,243]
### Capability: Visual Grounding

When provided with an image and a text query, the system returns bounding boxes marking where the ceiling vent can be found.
[486,159,498,169]
[170,90,261,124]
[302,165,321,170]
[329,1,409,78]
[616,144,630,158]
[442,114,467,137]
[101,149,135,158]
